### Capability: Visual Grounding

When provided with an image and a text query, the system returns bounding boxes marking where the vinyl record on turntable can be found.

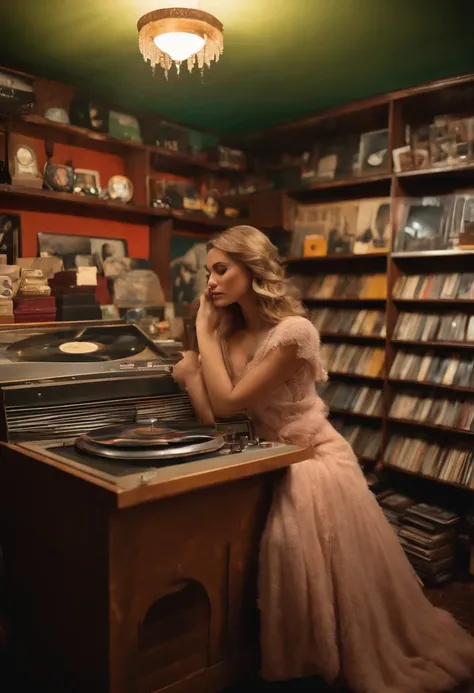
[6,327,147,362]
[75,420,226,461]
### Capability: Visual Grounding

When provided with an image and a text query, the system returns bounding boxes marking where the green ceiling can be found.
[1,0,474,135]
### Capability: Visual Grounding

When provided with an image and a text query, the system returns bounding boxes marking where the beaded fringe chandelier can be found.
[137,7,224,77]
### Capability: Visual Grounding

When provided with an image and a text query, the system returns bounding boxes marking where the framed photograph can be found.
[37,232,128,272]
[0,214,21,264]
[448,193,474,249]
[291,203,328,257]
[392,146,429,173]
[393,197,452,252]
[291,201,359,257]
[90,238,129,278]
[170,234,210,304]
[354,198,391,253]
[326,200,359,254]
[359,129,389,174]
[74,168,101,195]
[10,143,42,188]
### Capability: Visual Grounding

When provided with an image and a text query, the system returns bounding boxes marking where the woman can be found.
[171,225,474,693]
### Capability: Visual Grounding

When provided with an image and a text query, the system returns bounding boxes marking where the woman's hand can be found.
[196,290,221,335]
[171,351,201,389]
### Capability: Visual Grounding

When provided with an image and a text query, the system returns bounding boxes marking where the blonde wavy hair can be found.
[206,225,307,337]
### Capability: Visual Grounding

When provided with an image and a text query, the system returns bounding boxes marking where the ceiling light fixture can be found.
[137,7,224,78]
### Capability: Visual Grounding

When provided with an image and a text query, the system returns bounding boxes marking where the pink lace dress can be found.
[222,316,474,693]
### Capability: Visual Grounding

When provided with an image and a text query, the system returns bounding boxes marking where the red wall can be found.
[5,132,150,259]
[15,212,149,258]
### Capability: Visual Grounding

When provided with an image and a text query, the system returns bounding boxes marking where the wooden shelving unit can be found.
[19,113,224,172]
[254,73,474,492]
[289,239,474,489]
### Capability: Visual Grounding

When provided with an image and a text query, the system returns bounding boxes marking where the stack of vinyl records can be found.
[398,503,460,585]
[379,492,415,533]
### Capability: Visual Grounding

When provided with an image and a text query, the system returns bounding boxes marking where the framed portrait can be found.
[170,234,210,304]
[354,198,391,253]
[326,200,359,254]
[74,168,101,195]
[0,214,21,264]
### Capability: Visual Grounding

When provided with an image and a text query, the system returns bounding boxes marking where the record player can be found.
[0,320,178,384]
[0,319,289,489]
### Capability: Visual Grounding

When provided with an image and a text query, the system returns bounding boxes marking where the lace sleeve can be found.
[263,316,328,382]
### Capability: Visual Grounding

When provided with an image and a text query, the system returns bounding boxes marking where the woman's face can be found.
[206,247,252,307]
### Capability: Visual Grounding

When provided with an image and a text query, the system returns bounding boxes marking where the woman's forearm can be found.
[197,327,235,416]
[185,370,215,425]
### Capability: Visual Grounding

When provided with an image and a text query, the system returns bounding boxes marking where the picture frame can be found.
[291,200,359,257]
[0,213,22,264]
[170,234,210,304]
[393,197,452,252]
[354,198,391,254]
[37,232,128,272]
[74,168,101,195]
[359,129,389,175]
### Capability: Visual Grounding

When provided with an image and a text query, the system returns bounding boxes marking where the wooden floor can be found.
[424,578,474,636]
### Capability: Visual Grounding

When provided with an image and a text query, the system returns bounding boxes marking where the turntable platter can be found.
[76,421,226,461]
[6,326,147,362]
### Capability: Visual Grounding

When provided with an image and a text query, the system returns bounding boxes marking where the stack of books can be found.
[398,503,460,585]
[379,494,460,585]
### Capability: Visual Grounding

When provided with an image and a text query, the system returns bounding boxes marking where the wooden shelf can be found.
[328,371,384,382]
[321,332,386,343]
[169,211,231,229]
[287,172,392,197]
[396,161,474,180]
[330,408,383,421]
[388,417,474,437]
[304,296,387,303]
[391,249,474,259]
[393,298,474,306]
[391,339,474,350]
[0,184,240,229]
[383,462,473,492]
[285,252,387,263]
[389,378,472,395]
[19,114,227,174]
[0,183,162,222]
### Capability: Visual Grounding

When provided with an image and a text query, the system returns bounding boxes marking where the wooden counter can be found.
[0,440,310,693]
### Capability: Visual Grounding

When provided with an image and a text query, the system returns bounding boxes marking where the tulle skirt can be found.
[258,427,474,693]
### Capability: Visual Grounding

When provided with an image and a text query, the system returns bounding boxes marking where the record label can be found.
[59,341,100,355]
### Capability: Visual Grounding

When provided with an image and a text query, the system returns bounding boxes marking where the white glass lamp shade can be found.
[153,32,205,61]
